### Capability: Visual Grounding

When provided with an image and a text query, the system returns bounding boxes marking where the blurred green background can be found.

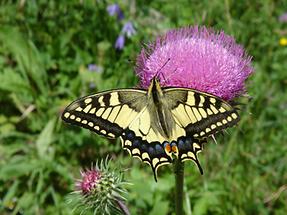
[1,0,287,214]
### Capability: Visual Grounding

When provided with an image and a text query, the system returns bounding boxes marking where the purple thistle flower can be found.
[71,159,130,214]
[279,12,287,22]
[135,26,253,100]
[115,34,125,50]
[107,4,124,20]
[122,21,136,38]
[76,167,101,194]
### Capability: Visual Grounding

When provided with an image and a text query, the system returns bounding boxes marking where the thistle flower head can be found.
[77,168,101,194]
[68,158,129,215]
[136,26,253,100]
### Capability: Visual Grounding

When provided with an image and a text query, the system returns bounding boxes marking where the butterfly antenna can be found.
[161,72,168,84]
[161,67,180,85]
[155,58,171,79]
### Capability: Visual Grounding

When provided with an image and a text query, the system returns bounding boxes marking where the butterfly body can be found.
[147,78,176,140]
[62,78,239,180]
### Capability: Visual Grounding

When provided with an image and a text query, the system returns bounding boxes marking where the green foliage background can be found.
[0,0,287,214]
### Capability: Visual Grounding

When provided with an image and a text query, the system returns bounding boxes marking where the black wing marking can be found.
[177,136,206,174]
[62,89,174,179]
[163,88,240,138]
[61,89,147,139]
[120,129,171,181]
[120,128,206,181]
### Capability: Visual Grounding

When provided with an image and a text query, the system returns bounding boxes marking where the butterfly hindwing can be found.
[120,129,172,180]
[163,88,240,138]
[177,136,206,174]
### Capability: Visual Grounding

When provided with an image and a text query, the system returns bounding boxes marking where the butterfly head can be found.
[148,77,164,98]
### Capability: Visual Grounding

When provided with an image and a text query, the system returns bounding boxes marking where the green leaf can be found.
[2,180,19,209]
[0,26,48,95]
[0,157,39,180]
[17,192,36,213]
[0,123,15,134]
[192,192,219,215]
[0,68,31,95]
[35,118,56,159]
[149,195,169,215]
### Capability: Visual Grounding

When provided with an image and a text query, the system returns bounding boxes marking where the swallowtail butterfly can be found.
[62,78,239,180]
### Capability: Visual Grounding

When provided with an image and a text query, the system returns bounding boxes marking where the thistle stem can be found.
[174,159,184,215]
[115,199,130,215]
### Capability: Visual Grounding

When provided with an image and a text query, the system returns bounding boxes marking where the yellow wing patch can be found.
[164,89,240,138]
[62,89,147,139]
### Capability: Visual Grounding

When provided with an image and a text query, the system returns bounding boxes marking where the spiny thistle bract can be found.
[67,158,130,215]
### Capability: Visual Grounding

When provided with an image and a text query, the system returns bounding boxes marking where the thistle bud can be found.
[68,158,130,215]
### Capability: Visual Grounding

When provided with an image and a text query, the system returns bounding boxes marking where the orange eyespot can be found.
[165,144,171,153]
[171,145,178,153]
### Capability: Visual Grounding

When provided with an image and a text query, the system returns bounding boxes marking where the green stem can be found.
[174,159,184,215]
[115,199,130,215]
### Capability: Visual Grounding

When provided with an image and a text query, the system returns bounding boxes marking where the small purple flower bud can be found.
[88,64,103,73]
[88,64,98,71]
[106,4,119,16]
[87,64,102,73]
[107,4,124,20]
[69,158,130,215]
[279,12,287,22]
[115,34,125,50]
[122,21,136,38]
[77,168,101,194]
[135,26,253,100]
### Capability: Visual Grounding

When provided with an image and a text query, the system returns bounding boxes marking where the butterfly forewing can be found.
[163,88,240,138]
[62,89,174,179]
[62,89,147,139]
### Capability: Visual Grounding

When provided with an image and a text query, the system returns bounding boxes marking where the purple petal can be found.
[115,35,125,50]
[107,4,119,16]
[122,21,136,38]
[76,168,101,194]
[106,4,124,20]
[279,13,287,22]
[135,26,253,100]
[88,64,102,73]
[117,10,124,21]
[88,64,98,72]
